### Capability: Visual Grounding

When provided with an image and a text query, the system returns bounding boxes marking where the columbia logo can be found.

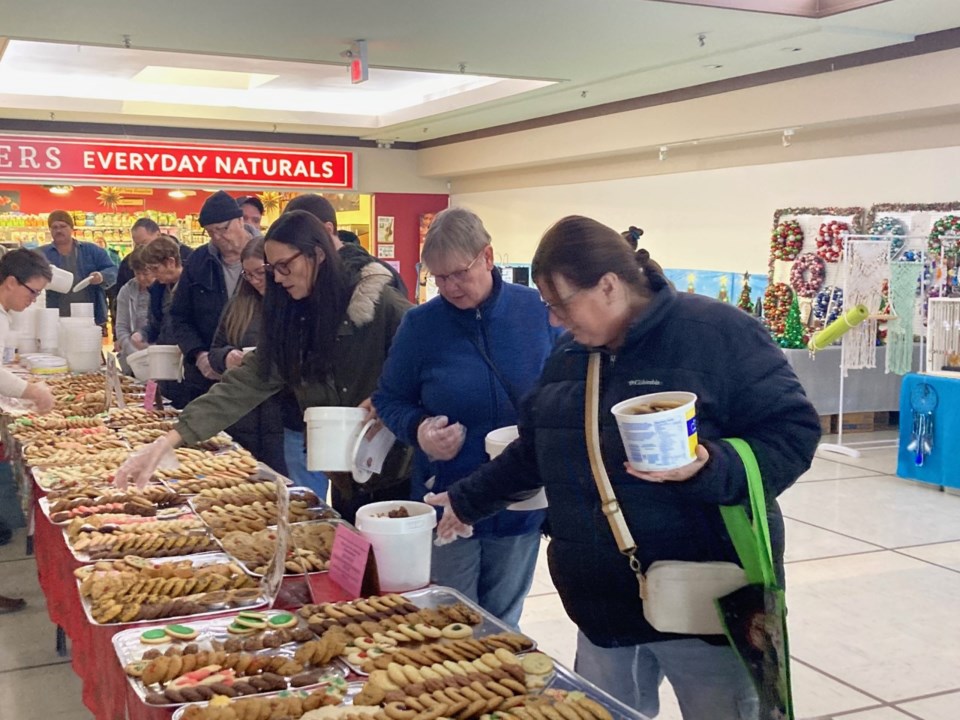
[628,379,662,386]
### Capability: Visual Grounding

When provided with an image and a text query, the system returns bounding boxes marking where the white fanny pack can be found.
[585,353,748,635]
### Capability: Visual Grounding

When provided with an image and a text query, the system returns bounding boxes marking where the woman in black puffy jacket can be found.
[432,216,820,720]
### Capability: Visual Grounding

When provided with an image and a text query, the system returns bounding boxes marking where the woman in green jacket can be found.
[115,210,411,518]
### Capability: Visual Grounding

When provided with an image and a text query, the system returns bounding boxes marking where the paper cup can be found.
[611,391,699,472]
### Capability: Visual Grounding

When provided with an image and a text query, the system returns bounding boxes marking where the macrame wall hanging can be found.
[886,262,921,375]
[842,240,890,372]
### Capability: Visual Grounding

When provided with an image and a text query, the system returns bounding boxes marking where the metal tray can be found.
[544,661,652,720]
[64,519,216,563]
[217,519,347,578]
[170,681,356,720]
[77,552,268,626]
[38,496,193,525]
[335,585,536,676]
[113,611,347,707]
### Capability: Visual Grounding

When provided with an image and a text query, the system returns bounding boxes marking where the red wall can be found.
[372,193,449,301]
[0,183,211,215]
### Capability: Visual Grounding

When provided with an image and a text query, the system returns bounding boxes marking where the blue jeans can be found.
[431,532,540,629]
[283,429,329,501]
[574,631,758,720]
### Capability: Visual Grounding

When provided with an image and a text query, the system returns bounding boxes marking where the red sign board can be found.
[0,134,354,189]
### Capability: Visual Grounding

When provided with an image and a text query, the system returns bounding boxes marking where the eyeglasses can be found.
[264,251,303,277]
[241,265,267,281]
[430,247,487,285]
[542,288,585,318]
[17,279,42,298]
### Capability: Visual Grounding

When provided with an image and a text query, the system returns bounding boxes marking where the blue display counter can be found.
[897,373,960,489]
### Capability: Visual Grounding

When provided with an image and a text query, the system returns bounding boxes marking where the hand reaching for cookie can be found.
[114,431,182,491]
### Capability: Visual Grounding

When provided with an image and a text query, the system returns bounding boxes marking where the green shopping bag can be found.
[718,438,795,720]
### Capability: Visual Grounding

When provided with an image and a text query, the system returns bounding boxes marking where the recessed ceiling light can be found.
[48,185,72,195]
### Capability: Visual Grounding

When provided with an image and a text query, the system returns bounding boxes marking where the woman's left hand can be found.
[88,271,104,286]
[358,397,384,438]
[625,444,709,483]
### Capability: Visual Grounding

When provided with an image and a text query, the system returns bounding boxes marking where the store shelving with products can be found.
[0,211,204,254]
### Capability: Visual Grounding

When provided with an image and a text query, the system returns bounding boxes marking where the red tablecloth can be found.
[31,493,338,720]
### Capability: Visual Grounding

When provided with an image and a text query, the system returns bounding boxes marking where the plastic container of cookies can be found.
[77,552,268,626]
[112,610,348,707]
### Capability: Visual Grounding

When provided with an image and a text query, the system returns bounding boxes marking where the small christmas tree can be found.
[717,276,729,303]
[778,296,806,349]
[737,272,754,313]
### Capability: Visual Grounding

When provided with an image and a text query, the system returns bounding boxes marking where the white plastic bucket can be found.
[485,426,548,511]
[147,345,183,381]
[127,348,151,382]
[355,500,437,592]
[62,324,103,372]
[48,266,73,294]
[70,302,94,318]
[303,406,368,472]
[14,331,38,355]
[611,391,699,472]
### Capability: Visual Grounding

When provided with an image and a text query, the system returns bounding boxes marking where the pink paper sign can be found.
[142,380,158,410]
[328,523,373,598]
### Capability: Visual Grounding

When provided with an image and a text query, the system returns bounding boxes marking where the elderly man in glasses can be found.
[165,191,256,407]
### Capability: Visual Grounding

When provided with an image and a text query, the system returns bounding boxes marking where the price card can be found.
[327,523,378,598]
[142,380,158,410]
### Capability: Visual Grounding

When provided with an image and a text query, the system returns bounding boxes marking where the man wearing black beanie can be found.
[166,190,250,407]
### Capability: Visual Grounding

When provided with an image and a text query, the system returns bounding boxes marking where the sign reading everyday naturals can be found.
[0,134,355,189]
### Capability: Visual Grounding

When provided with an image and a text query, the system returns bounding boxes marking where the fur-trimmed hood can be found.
[346,260,394,327]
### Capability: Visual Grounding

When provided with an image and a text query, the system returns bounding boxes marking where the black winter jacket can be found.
[167,244,232,407]
[449,284,819,648]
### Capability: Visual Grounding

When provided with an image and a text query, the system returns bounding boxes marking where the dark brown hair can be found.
[531,215,666,298]
[139,236,181,267]
[128,246,148,273]
[260,210,348,383]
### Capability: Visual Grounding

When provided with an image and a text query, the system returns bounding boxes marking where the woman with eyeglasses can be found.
[114,211,412,516]
[425,216,820,719]
[0,249,57,614]
[372,208,558,628]
[206,237,286,474]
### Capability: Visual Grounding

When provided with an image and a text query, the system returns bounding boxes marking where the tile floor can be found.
[2,429,959,720]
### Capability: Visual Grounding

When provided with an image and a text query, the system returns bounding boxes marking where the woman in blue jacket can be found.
[373,207,558,628]
[430,216,820,719]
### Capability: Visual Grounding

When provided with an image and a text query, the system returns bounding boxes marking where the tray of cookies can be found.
[65,514,220,562]
[325,643,633,720]
[76,552,268,626]
[194,485,336,539]
[158,448,260,482]
[39,483,185,522]
[219,519,344,577]
[114,611,349,707]
[160,461,297,496]
[169,684,354,720]
[297,588,535,677]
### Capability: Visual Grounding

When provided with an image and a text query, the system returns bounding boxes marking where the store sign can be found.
[0,134,355,189]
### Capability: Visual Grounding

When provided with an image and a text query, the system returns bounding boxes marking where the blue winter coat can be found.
[374,270,559,538]
[449,284,820,647]
[38,241,118,325]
